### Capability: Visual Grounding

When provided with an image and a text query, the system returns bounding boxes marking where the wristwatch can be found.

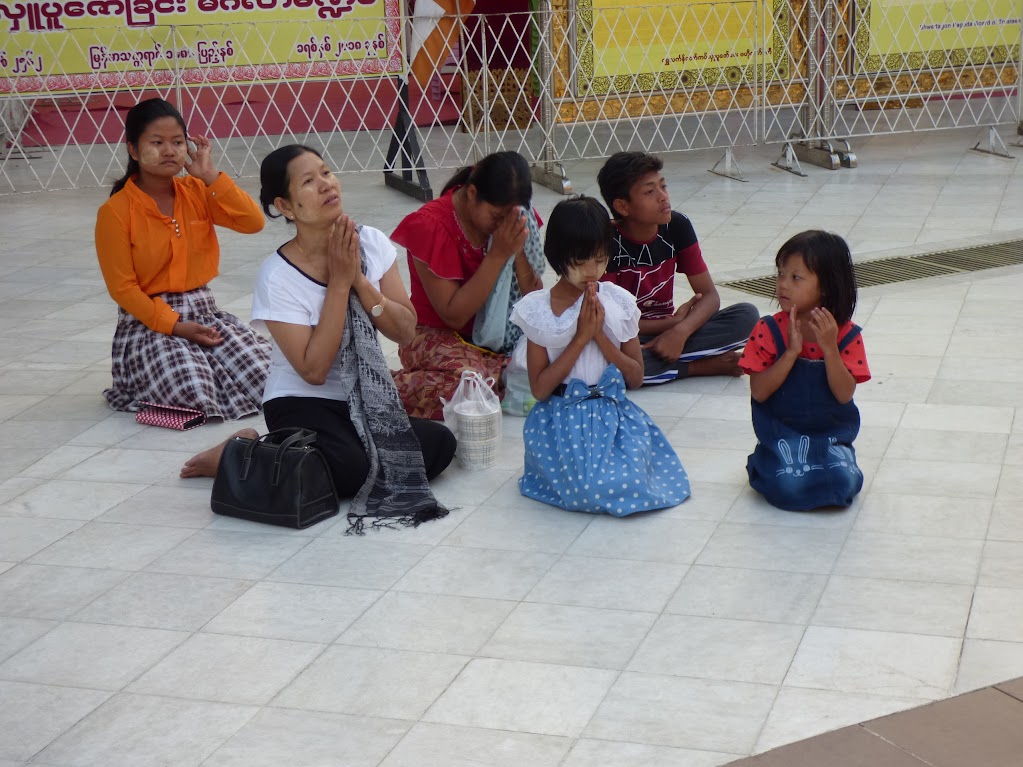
[370,297,386,317]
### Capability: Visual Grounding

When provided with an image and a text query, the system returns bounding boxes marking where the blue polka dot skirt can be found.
[520,365,690,515]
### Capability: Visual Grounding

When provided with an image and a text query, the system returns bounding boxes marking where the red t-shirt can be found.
[739,312,871,383]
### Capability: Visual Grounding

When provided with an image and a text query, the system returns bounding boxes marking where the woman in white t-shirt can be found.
[185,146,455,532]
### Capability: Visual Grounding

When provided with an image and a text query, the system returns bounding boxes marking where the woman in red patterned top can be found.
[390,151,543,420]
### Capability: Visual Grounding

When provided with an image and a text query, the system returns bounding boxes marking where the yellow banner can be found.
[575,0,779,96]
[0,0,403,95]
[855,0,1019,74]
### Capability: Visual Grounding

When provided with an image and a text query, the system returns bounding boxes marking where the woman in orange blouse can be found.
[95,98,270,420]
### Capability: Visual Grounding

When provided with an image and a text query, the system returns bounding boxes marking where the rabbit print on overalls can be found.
[775,435,821,478]
[747,315,864,511]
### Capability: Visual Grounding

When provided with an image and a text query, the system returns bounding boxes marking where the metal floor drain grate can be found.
[723,239,1023,298]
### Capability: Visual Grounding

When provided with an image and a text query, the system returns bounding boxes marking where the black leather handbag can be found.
[211,428,339,529]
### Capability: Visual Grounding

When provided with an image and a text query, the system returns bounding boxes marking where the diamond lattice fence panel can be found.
[548,0,763,157]
[828,0,1020,138]
[0,6,486,192]
[2,1,1018,193]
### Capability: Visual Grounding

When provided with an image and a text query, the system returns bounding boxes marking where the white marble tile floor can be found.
[0,125,1022,764]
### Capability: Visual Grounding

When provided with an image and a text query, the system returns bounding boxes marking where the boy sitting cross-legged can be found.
[597,151,759,384]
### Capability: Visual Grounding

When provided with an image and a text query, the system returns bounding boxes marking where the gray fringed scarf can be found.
[338,230,448,534]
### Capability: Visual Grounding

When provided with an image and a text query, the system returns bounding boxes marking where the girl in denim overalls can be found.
[739,231,870,511]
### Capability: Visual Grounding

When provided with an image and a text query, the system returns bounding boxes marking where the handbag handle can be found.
[240,428,318,483]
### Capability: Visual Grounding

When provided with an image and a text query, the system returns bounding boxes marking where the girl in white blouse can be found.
[509,196,690,515]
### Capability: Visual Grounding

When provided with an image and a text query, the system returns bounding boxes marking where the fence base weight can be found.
[794,142,841,170]
[771,143,808,177]
[971,126,1014,159]
[530,163,573,195]
[708,148,747,182]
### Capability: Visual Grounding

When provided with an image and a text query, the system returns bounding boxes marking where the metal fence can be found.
[1,0,1019,193]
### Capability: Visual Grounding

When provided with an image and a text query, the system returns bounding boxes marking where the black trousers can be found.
[263,396,456,498]
[641,301,761,381]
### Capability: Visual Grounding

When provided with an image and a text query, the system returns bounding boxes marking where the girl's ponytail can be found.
[259,144,321,218]
[439,152,531,208]
[440,165,473,197]
[110,158,139,197]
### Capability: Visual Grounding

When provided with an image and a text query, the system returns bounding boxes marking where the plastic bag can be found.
[442,369,501,435]
[501,336,536,417]
[442,370,503,470]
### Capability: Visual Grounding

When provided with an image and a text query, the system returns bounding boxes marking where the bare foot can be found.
[180,428,259,478]
[687,350,744,377]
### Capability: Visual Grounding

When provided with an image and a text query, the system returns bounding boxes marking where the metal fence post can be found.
[1017,1,1023,143]
[791,0,842,169]
[529,0,572,194]
[480,11,490,157]
[173,26,184,118]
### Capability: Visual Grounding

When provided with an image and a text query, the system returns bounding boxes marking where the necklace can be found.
[293,237,305,255]
[452,191,485,249]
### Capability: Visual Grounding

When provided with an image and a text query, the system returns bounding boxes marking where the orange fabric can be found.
[95,173,264,335]
[410,0,475,87]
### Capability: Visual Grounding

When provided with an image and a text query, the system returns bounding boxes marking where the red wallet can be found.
[135,401,207,430]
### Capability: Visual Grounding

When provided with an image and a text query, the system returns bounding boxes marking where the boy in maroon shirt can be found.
[598,152,759,384]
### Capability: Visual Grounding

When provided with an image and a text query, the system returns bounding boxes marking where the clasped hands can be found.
[786,305,839,352]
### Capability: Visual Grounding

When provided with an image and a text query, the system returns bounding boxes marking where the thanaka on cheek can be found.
[138,146,161,167]
[138,144,186,170]
[565,262,607,287]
